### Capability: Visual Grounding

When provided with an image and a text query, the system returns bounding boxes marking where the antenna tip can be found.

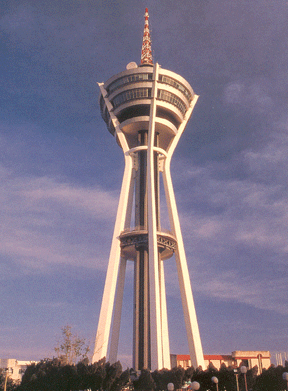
[141,7,153,65]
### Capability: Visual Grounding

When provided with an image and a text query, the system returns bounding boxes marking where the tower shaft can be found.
[134,130,150,369]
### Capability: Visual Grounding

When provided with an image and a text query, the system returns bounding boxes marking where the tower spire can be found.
[141,7,153,65]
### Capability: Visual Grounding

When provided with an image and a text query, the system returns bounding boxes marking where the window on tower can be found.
[112,88,152,108]
[157,89,187,115]
[158,75,193,102]
[107,73,153,94]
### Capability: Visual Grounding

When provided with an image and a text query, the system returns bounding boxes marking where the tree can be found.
[184,366,195,382]
[218,364,238,391]
[134,369,155,391]
[169,366,185,389]
[152,368,171,391]
[19,358,63,391]
[110,368,130,391]
[103,361,123,391]
[88,357,107,391]
[253,365,286,391]
[19,357,109,391]
[54,325,90,365]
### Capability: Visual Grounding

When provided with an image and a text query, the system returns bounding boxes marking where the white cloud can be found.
[170,137,288,315]
[0,168,118,272]
[243,125,288,176]
[223,81,273,113]
[195,270,288,315]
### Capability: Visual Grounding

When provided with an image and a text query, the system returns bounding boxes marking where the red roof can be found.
[176,354,232,361]
[176,355,190,360]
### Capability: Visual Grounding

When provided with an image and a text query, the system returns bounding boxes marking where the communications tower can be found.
[92,8,204,371]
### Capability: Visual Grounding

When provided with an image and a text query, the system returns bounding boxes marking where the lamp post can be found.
[211,376,219,391]
[191,381,200,390]
[4,368,12,391]
[282,372,288,390]
[240,366,248,391]
[233,369,239,391]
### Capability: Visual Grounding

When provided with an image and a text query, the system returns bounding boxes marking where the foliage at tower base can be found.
[17,358,130,391]
[253,364,288,391]
[151,366,186,390]
[13,360,288,391]
[149,363,287,391]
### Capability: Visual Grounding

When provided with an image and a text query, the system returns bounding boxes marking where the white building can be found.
[171,351,271,374]
[0,358,37,383]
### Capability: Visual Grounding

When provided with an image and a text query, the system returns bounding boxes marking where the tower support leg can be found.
[163,163,205,369]
[109,257,127,363]
[147,63,164,371]
[92,155,134,363]
[159,259,171,369]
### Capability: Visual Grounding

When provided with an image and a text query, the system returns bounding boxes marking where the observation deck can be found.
[119,228,177,260]
[99,64,195,151]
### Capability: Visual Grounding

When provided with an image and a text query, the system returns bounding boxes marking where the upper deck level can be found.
[99,64,196,151]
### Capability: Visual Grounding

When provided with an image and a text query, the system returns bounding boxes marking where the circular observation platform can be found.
[119,229,177,260]
[99,64,195,151]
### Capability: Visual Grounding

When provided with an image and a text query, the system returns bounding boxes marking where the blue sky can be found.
[1,0,288,367]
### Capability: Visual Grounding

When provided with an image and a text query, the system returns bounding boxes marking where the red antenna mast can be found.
[140,8,153,65]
